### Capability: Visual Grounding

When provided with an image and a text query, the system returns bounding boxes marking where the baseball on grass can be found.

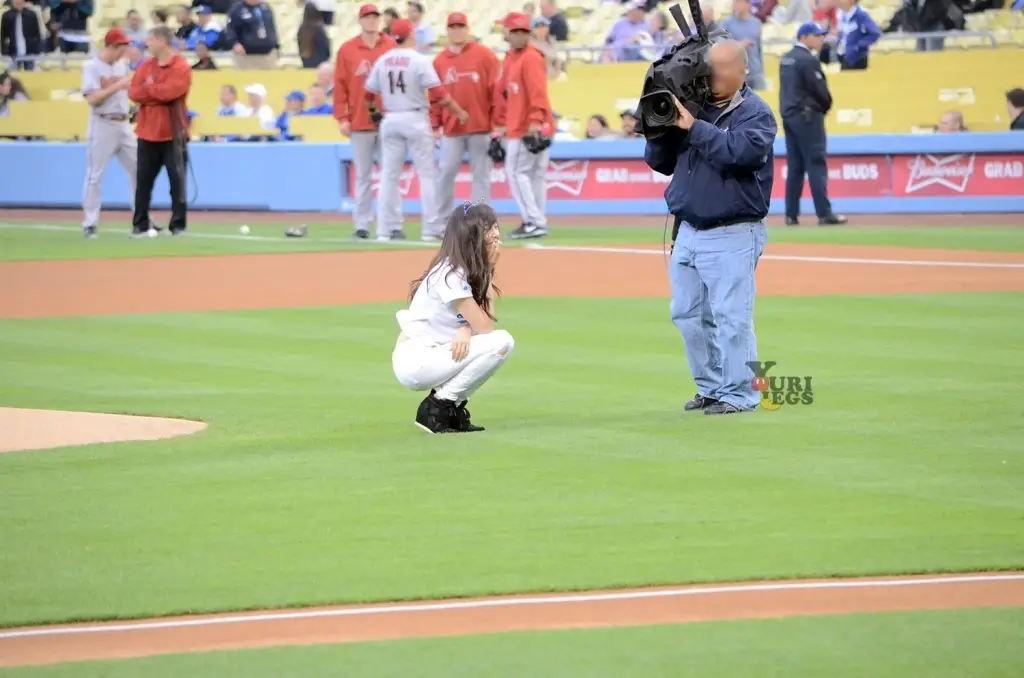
[240,225,250,235]
[146,228,157,238]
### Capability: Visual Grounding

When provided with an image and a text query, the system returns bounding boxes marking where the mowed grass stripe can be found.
[0,295,1021,626]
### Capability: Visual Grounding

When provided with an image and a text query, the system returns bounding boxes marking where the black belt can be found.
[97,113,128,122]
[673,215,756,233]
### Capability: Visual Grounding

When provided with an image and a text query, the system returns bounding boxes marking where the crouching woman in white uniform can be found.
[392,202,513,434]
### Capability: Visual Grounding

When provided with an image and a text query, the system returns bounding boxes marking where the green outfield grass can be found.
[4,608,1023,677]
[1,294,1022,627]
[1,221,1023,261]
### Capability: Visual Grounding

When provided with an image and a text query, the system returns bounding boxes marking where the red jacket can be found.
[430,41,501,136]
[333,32,396,132]
[493,45,553,140]
[129,53,192,142]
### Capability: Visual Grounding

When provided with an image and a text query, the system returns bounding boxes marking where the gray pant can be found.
[350,131,379,233]
[504,139,549,229]
[378,111,442,238]
[82,116,137,228]
[437,133,492,220]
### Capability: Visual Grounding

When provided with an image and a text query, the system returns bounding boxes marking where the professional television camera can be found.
[636,0,730,140]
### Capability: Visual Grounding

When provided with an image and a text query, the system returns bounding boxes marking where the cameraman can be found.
[643,40,776,416]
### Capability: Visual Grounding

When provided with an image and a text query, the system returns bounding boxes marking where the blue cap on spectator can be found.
[196,5,213,14]
[796,22,827,39]
[286,90,307,102]
[532,16,550,28]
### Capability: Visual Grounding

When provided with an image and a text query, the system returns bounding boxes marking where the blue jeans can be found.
[669,220,768,410]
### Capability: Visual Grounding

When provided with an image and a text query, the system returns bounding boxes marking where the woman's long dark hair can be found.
[411,203,502,319]
[0,71,28,101]
[297,4,324,60]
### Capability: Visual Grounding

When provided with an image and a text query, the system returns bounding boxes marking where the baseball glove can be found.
[487,136,506,164]
[369,110,383,127]
[522,132,553,155]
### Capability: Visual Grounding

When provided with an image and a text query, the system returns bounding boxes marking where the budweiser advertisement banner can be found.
[351,154,1023,201]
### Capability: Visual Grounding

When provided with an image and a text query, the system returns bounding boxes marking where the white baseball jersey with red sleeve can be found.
[364,47,445,113]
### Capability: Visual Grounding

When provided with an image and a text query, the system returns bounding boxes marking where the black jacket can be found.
[1011,112,1024,131]
[548,12,569,42]
[225,1,279,54]
[1,7,43,57]
[885,0,965,33]
[778,44,832,119]
[298,24,330,68]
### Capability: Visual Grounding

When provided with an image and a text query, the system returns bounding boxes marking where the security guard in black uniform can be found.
[779,23,847,226]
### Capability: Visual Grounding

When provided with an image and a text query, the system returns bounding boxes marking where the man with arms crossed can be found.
[364,19,467,242]
[334,4,394,239]
[431,12,500,220]
[495,12,554,240]
[81,28,139,238]
[643,40,777,415]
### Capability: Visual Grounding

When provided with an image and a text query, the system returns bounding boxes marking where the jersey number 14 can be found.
[388,71,407,94]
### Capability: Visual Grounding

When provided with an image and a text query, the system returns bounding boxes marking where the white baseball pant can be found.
[437,133,492,220]
[349,131,379,234]
[82,116,138,228]
[392,330,515,402]
[504,139,549,230]
[378,111,444,239]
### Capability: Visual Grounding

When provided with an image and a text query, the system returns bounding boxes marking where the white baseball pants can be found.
[349,131,379,234]
[378,111,444,239]
[504,139,549,229]
[392,330,515,402]
[437,133,492,220]
[82,116,138,228]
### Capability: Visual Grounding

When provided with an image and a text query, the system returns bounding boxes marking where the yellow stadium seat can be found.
[287,115,341,141]
[190,116,277,137]
[0,101,89,140]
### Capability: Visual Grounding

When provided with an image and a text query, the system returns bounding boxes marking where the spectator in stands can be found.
[226,0,280,69]
[722,0,765,90]
[2,0,43,71]
[770,0,814,25]
[275,89,305,140]
[701,2,720,32]
[648,10,682,51]
[126,40,144,69]
[297,1,330,68]
[382,7,398,35]
[244,82,275,129]
[936,110,967,132]
[184,6,222,50]
[523,2,536,22]
[1007,88,1024,131]
[49,0,93,54]
[304,82,332,114]
[605,1,649,62]
[150,6,169,28]
[586,114,618,139]
[309,0,334,25]
[406,1,434,50]
[192,39,217,68]
[193,0,230,12]
[174,4,195,46]
[123,9,147,43]
[540,0,569,41]
[885,0,963,52]
[315,60,333,96]
[833,0,879,70]
[531,16,564,79]
[218,83,250,115]
[620,109,639,137]
[0,69,29,116]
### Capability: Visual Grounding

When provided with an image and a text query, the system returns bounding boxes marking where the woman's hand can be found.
[451,326,472,362]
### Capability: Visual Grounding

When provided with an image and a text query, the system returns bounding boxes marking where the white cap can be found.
[244,83,267,98]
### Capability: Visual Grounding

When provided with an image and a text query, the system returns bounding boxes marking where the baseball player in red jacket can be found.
[494,12,554,240]
[430,12,501,219]
[333,4,396,239]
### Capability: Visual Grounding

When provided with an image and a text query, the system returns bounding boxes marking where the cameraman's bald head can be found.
[709,40,748,101]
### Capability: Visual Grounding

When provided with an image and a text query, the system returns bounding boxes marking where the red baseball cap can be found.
[447,12,468,26]
[358,4,380,17]
[104,27,130,46]
[502,12,530,31]
[390,18,414,40]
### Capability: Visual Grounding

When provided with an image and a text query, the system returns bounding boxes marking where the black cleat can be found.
[353,229,369,240]
[390,229,407,240]
[818,214,848,226]
[454,402,485,432]
[704,401,745,416]
[170,229,186,237]
[684,394,718,411]
[507,223,547,240]
[414,391,459,434]
[83,225,98,239]
[785,217,799,226]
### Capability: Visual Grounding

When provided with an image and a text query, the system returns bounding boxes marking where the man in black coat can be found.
[1,0,43,70]
[778,22,847,227]
[225,0,280,69]
[1007,88,1024,131]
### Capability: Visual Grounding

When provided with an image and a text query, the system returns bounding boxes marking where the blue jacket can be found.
[186,23,223,51]
[838,6,881,67]
[643,86,778,229]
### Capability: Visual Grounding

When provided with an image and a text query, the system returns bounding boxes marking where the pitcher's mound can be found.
[0,408,206,454]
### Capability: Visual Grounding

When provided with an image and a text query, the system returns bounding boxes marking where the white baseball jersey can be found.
[81,57,131,116]
[396,260,473,345]
[364,47,441,113]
